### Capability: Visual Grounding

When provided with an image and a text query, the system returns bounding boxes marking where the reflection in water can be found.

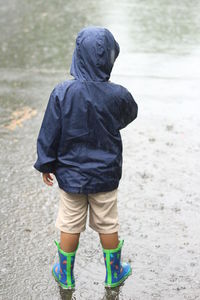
[102,286,120,300]
[59,286,76,300]
[58,285,121,300]
[58,285,122,300]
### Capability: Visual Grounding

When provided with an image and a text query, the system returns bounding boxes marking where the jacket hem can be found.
[57,182,119,195]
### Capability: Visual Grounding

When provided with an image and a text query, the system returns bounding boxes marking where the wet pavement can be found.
[0,0,200,299]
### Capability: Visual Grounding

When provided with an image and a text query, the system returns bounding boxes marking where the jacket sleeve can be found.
[118,88,138,130]
[33,88,61,173]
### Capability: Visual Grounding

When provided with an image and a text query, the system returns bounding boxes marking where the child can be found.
[34,26,138,289]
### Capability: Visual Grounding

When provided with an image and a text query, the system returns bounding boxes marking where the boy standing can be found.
[34,26,138,289]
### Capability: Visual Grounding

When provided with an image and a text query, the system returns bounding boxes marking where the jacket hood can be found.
[70,26,120,82]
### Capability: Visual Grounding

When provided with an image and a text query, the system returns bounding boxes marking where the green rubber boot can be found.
[52,240,79,289]
[102,240,132,288]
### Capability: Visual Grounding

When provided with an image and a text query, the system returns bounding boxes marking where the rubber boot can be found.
[102,239,132,288]
[52,240,79,289]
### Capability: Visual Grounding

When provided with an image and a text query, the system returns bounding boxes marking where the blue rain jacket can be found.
[34,26,138,194]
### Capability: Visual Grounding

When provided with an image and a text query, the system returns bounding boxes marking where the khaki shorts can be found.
[55,187,119,234]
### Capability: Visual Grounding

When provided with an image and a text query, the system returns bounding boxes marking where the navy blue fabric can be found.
[34,26,138,194]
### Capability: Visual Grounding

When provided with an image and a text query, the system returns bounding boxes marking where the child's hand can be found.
[42,173,54,186]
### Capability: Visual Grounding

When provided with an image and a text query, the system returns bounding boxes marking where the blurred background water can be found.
[0,0,200,299]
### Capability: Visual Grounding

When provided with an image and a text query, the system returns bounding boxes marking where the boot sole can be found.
[105,267,132,288]
[52,268,75,290]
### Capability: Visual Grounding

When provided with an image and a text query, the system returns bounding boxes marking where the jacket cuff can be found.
[33,161,55,174]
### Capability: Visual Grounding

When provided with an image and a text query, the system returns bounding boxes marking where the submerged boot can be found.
[52,240,79,289]
[102,239,132,288]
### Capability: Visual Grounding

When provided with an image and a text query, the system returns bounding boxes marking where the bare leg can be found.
[99,232,119,249]
[60,231,80,252]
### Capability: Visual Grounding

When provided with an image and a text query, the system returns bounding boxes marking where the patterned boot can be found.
[52,240,79,289]
[102,239,132,288]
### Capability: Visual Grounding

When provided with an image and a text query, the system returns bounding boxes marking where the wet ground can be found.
[0,0,200,299]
